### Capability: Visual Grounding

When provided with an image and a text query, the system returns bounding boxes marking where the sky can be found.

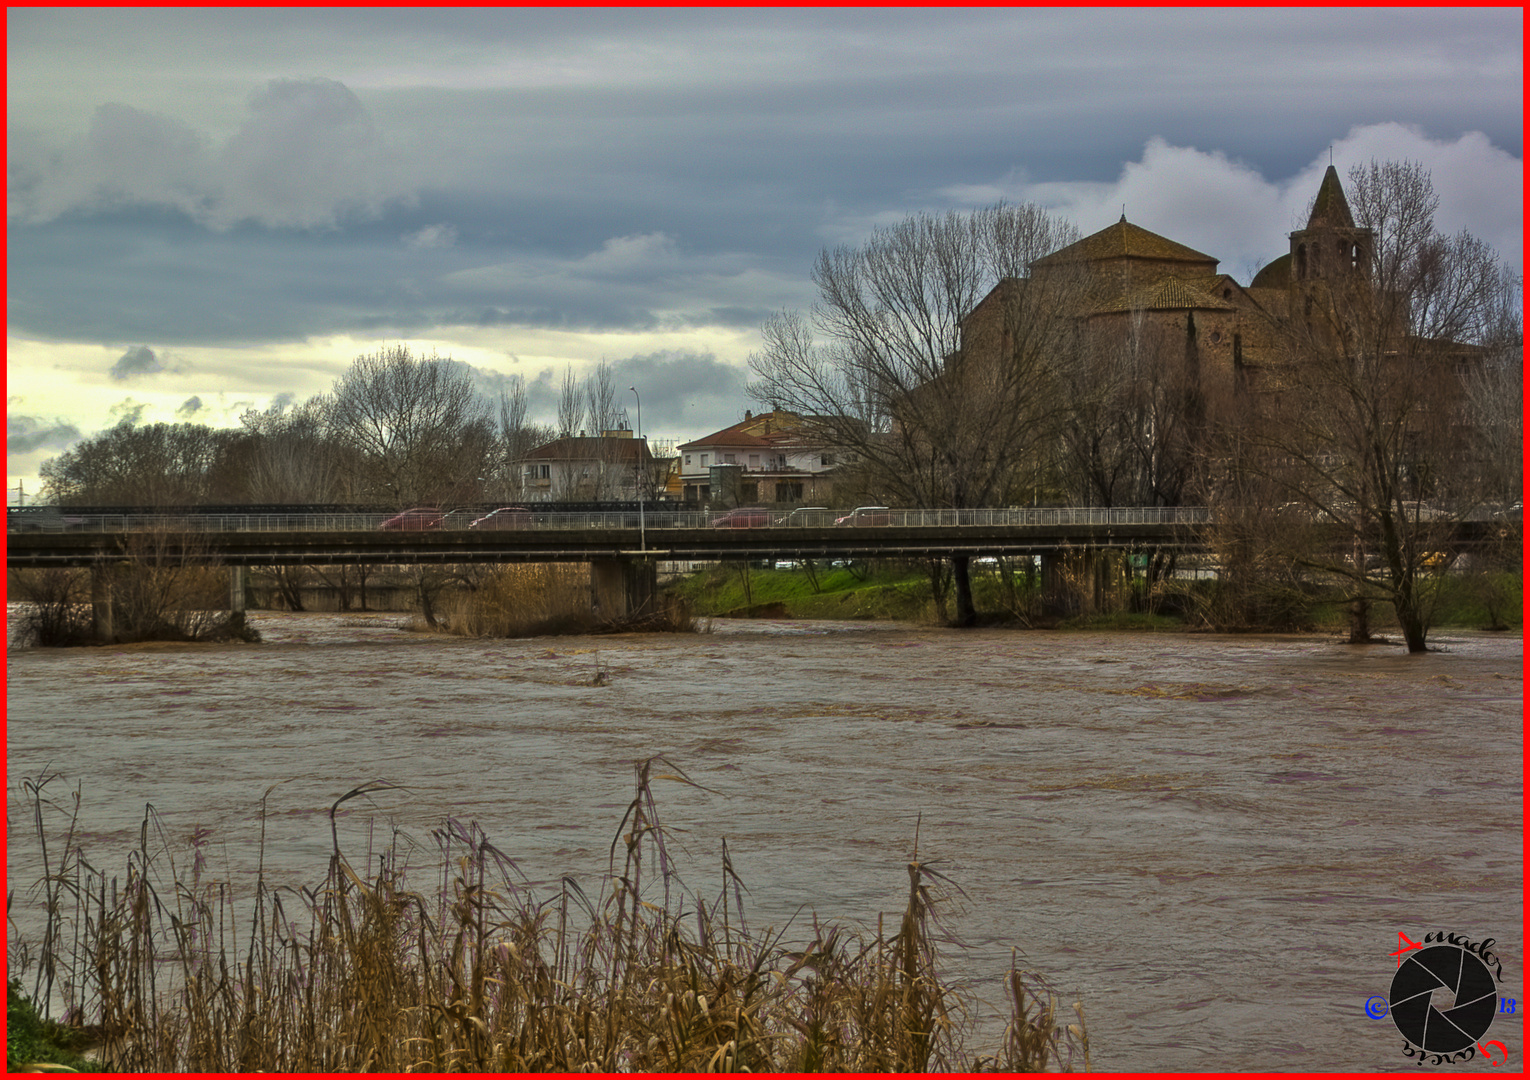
[6,7,1523,501]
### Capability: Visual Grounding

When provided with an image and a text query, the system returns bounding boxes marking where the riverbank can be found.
[672,560,1523,635]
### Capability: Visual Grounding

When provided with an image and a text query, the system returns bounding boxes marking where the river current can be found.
[5,609,1523,1071]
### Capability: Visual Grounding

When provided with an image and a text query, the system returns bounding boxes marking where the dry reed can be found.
[9,762,1087,1072]
[444,564,696,637]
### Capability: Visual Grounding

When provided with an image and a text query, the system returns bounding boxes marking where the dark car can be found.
[710,506,771,529]
[834,506,891,526]
[379,507,445,531]
[469,506,533,530]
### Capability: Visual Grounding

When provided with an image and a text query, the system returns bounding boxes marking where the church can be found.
[960,164,1376,404]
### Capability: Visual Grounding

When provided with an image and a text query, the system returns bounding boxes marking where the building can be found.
[675,410,840,505]
[961,164,1377,406]
[518,429,660,501]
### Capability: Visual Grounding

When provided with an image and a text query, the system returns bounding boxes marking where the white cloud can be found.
[936,124,1522,283]
[580,232,680,274]
[404,223,459,249]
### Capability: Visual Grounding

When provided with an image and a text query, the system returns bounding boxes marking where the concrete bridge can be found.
[6,506,1501,630]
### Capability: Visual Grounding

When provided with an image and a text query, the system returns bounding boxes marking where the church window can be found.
[1296,244,1308,280]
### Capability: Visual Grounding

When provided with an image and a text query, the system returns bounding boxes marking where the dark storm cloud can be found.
[7,5,1520,354]
[176,396,205,418]
[109,345,167,380]
[7,415,83,455]
[9,76,413,231]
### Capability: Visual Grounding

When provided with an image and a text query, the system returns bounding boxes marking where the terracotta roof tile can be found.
[1089,276,1235,315]
[1034,218,1218,267]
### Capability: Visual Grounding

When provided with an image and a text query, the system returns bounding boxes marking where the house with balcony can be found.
[676,410,841,505]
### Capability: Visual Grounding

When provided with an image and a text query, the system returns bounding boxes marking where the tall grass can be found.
[443,564,696,637]
[9,762,1087,1072]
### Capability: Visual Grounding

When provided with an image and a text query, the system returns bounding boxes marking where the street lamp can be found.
[629,387,645,553]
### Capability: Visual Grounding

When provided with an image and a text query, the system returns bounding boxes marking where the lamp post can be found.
[629,386,645,553]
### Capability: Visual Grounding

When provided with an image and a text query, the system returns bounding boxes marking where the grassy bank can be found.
[10,764,1088,1072]
[673,560,1523,634]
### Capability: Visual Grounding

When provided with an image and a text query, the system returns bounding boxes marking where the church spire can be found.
[1306,164,1355,230]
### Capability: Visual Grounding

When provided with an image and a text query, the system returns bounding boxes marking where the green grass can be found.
[674,561,1523,636]
[675,561,935,621]
[8,978,98,1072]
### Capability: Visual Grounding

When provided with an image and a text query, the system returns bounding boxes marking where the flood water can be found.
[6,609,1523,1071]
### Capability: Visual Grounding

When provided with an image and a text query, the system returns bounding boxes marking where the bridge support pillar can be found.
[90,563,121,644]
[590,557,656,622]
[229,565,247,631]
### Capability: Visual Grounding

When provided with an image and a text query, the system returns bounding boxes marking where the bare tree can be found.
[557,365,585,438]
[39,420,222,506]
[1059,308,1207,509]
[493,374,554,502]
[1242,160,1514,652]
[748,203,1082,624]
[1460,267,1524,503]
[325,344,497,507]
[584,359,625,434]
[226,396,359,504]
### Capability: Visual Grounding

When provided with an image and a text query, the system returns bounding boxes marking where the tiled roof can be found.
[1034,217,1218,267]
[678,411,811,451]
[677,427,772,451]
[524,436,651,463]
[1306,165,1356,230]
[1089,276,1235,315]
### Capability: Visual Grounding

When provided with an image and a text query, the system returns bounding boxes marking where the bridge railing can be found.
[12,506,1218,532]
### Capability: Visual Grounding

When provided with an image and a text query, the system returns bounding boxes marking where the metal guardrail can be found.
[7,507,1219,533]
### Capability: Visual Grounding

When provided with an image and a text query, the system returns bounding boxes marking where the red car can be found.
[710,506,771,528]
[469,507,533,530]
[379,507,445,531]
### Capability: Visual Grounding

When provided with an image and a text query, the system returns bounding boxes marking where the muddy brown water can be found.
[6,609,1522,1071]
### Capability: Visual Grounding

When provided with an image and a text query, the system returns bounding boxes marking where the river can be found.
[5,609,1522,1071]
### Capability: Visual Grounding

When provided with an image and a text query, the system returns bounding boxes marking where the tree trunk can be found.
[952,555,976,627]
[1396,599,1429,653]
[1347,596,1372,644]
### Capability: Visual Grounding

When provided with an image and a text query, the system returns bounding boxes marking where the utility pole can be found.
[629,387,645,553]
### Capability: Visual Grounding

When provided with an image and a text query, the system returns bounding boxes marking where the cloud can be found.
[109,345,168,380]
[7,415,83,455]
[580,232,679,275]
[109,399,149,425]
[404,223,458,249]
[176,395,205,418]
[8,77,416,230]
[937,123,1523,284]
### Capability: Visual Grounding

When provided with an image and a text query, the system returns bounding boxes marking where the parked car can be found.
[378,507,445,531]
[774,506,831,527]
[834,506,891,526]
[469,506,533,530]
[710,506,771,529]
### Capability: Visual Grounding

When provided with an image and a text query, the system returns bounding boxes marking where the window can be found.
[701,454,709,467]
[539,464,550,479]
[684,455,692,466]
[749,454,760,467]
[822,454,834,467]
[724,454,736,464]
